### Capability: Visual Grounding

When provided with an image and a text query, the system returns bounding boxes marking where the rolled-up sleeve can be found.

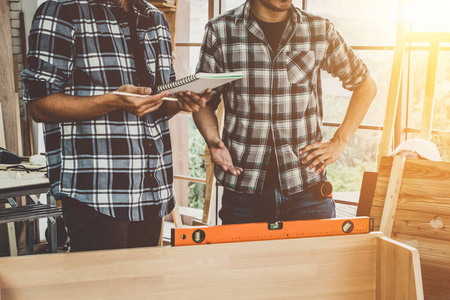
[320,19,369,91]
[22,0,75,102]
[196,23,224,111]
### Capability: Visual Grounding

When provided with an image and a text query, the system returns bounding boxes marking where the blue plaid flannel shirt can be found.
[22,0,175,221]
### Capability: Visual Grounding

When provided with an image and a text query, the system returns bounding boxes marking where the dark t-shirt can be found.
[253,15,289,190]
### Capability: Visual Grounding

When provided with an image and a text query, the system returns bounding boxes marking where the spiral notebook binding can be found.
[156,74,198,93]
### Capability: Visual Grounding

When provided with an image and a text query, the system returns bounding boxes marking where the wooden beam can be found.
[0,103,6,148]
[0,0,20,154]
[379,155,406,238]
[420,41,440,140]
[173,174,206,184]
[407,32,450,43]
[378,38,406,162]
[202,100,224,224]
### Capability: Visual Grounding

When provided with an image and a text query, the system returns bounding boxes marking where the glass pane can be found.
[411,0,450,32]
[323,127,381,192]
[224,0,246,11]
[170,113,207,209]
[175,0,209,43]
[407,133,450,162]
[322,50,393,126]
[409,50,450,131]
[307,0,397,46]
[188,115,207,208]
[174,46,201,78]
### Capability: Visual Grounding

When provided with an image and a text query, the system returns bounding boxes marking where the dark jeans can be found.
[61,196,162,252]
[219,186,336,225]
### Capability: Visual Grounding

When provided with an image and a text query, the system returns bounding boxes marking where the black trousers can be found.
[61,196,162,252]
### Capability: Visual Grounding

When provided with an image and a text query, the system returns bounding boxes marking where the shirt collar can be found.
[234,0,303,25]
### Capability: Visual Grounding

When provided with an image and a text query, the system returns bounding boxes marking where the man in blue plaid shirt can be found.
[23,0,211,251]
[193,0,377,224]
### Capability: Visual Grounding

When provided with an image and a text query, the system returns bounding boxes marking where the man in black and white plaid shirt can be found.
[23,0,211,251]
[193,0,377,224]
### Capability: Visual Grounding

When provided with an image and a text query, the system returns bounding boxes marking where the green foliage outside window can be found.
[188,117,206,209]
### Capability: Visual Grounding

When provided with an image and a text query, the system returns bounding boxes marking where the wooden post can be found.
[379,155,406,238]
[0,0,20,155]
[420,41,440,140]
[202,100,224,224]
[378,37,406,162]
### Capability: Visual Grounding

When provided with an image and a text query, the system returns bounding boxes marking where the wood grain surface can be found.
[371,156,450,299]
[0,233,422,300]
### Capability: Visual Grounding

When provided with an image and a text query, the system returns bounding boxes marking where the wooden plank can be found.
[171,203,183,228]
[202,100,224,224]
[0,0,20,155]
[0,233,385,299]
[407,32,450,43]
[0,103,6,148]
[202,150,215,223]
[6,222,17,256]
[173,174,206,183]
[378,38,407,161]
[379,155,406,237]
[394,234,450,299]
[14,93,23,156]
[420,41,440,140]
[371,156,450,300]
[377,236,423,300]
[392,210,450,242]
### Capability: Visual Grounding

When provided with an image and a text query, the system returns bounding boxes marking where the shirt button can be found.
[131,53,134,58]
[149,142,152,147]
[149,173,153,178]
[120,23,127,28]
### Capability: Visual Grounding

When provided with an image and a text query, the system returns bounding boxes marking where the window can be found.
[171,0,211,211]
[172,0,450,209]
[307,0,450,194]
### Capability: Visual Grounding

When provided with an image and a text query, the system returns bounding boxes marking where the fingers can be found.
[298,142,319,156]
[300,149,324,167]
[135,100,164,117]
[117,84,152,96]
[114,87,168,117]
[219,163,242,176]
[299,140,346,174]
[210,141,243,176]
[176,89,211,112]
[299,142,329,174]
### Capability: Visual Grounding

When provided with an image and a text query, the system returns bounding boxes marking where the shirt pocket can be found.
[286,51,316,85]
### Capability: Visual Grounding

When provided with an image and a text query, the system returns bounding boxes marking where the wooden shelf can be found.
[149,2,176,9]
[146,0,177,48]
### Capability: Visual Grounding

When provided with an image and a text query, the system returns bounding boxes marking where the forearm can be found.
[192,104,221,146]
[29,92,119,123]
[334,75,377,143]
[164,101,182,119]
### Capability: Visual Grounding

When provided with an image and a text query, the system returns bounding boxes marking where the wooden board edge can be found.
[379,155,406,237]
[376,236,424,300]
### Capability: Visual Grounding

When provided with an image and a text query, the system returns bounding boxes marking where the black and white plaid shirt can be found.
[22,0,175,221]
[197,1,369,196]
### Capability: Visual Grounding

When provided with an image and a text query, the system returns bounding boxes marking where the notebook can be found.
[155,71,243,94]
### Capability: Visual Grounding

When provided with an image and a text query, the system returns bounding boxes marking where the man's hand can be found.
[209,138,243,176]
[298,137,347,174]
[114,85,170,117]
[175,89,212,112]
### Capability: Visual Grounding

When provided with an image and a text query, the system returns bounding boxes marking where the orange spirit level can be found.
[171,217,374,247]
